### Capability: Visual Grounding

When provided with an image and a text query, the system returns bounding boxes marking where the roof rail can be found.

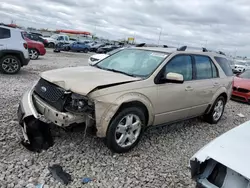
[177,45,226,56]
[177,46,187,51]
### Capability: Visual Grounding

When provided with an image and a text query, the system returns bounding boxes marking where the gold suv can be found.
[17,47,233,153]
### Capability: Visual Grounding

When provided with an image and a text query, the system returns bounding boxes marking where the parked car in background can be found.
[0,25,30,74]
[231,70,250,103]
[233,61,247,73]
[42,34,73,48]
[96,45,121,53]
[89,43,106,52]
[23,32,48,47]
[24,36,46,60]
[190,120,250,188]
[17,47,233,153]
[63,42,90,52]
[88,47,125,65]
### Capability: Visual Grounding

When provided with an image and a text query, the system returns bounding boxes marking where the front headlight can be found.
[65,93,94,114]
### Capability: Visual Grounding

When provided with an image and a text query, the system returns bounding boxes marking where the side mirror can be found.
[165,72,184,83]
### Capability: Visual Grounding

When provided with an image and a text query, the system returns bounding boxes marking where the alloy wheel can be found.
[29,49,38,60]
[2,57,20,73]
[213,99,224,121]
[115,114,142,148]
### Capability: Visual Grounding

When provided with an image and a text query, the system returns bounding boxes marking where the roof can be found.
[0,24,24,32]
[131,47,227,58]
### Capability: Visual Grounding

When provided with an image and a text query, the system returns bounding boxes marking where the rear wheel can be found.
[48,42,55,48]
[29,49,39,60]
[204,96,225,124]
[84,48,88,53]
[106,107,145,153]
[0,55,21,74]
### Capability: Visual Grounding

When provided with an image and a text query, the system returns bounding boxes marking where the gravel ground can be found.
[0,49,250,188]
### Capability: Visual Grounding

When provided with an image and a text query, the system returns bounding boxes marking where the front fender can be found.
[94,92,154,137]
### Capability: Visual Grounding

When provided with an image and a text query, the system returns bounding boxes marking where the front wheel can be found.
[204,96,225,124]
[106,107,146,153]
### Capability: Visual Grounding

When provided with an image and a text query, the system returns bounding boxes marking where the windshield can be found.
[239,70,250,79]
[96,49,168,77]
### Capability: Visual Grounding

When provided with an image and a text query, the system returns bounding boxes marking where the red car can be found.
[25,38,46,60]
[231,70,250,103]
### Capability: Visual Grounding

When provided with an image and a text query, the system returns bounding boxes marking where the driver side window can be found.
[165,55,193,81]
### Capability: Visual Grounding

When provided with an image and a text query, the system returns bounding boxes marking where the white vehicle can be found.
[88,47,125,65]
[42,34,73,48]
[0,25,30,74]
[88,53,109,65]
[234,60,248,73]
[190,120,250,188]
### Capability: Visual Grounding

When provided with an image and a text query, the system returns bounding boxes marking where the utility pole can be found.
[157,27,162,46]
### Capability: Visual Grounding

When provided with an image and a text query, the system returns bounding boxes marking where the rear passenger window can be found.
[0,28,11,39]
[194,55,217,79]
[214,57,233,76]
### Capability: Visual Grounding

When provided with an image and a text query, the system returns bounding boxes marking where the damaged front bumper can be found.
[17,88,89,143]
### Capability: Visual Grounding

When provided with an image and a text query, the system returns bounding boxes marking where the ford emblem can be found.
[41,86,47,92]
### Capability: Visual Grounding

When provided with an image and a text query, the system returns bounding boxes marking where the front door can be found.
[154,55,195,125]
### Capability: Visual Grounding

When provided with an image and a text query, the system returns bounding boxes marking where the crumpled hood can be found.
[233,76,250,89]
[190,120,250,179]
[40,66,141,95]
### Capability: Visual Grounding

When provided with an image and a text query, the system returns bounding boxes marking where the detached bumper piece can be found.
[17,105,53,152]
[191,159,250,188]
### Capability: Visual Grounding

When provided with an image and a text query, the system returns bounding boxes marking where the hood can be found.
[233,76,250,89]
[91,54,109,60]
[190,120,250,179]
[40,66,141,95]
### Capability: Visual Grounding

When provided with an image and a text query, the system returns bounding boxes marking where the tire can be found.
[0,55,21,74]
[84,48,88,53]
[106,107,146,153]
[29,49,39,60]
[48,42,55,48]
[204,96,225,124]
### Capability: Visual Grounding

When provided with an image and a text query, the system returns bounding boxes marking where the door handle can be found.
[185,86,193,91]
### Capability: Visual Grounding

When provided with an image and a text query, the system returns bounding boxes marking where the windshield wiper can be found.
[107,68,137,77]
[95,65,137,77]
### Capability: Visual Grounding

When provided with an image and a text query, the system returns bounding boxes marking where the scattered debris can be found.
[48,164,72,185]
[237,113,245,118]
[81,177,95,184]
[35,183,44,188]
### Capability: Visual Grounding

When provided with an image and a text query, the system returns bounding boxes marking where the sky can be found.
[1,0,250,56]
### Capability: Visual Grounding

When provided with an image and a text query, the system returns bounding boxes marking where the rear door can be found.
[185,55,218,118]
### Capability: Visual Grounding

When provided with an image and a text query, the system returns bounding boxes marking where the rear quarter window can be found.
[0,28,11,39]
[214,56,233,76]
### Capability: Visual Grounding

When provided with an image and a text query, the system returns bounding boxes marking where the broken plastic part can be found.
[48,164,72,185]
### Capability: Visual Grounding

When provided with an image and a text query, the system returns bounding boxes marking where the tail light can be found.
[23,43,28,49]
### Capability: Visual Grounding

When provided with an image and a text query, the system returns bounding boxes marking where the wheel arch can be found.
[0,50,23,64]
[206,88,228,114]
[94,92,154,137]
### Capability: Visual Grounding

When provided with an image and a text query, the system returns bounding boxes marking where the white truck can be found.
[42,34,74,48]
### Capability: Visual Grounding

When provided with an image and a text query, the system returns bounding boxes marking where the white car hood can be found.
[91,54,109,60]
[40,66,141,95]
[191,120,250,179]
